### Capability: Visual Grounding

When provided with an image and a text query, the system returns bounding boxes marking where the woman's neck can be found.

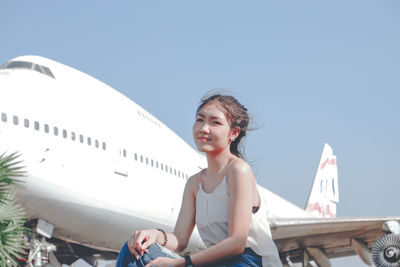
[205,149,236,176]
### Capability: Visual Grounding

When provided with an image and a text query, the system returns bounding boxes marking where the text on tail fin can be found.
[305,143,339,218]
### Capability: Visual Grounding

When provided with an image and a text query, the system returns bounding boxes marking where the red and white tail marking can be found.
[305,143,339,218]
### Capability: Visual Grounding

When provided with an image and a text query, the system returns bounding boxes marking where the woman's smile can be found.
[198,136,211,142]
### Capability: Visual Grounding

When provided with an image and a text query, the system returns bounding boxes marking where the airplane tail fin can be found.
[305,143,339,218]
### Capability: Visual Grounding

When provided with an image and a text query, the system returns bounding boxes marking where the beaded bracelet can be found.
[157,228,168,247]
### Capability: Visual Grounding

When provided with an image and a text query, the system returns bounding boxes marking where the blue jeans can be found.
[116,241,262,267]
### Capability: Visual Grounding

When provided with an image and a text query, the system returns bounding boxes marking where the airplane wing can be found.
[270,216,400,265]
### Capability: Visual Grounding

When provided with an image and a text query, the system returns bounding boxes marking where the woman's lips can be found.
[198,137,210,142]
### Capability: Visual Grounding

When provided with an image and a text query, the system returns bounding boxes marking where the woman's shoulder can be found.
[185,170,203,194]
[226,158,255,185]
[229,158,253,175]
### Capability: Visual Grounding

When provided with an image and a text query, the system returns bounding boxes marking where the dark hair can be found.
[196,94,250,158]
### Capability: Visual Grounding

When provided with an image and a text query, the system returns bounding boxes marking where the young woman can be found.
[116,94,282,267]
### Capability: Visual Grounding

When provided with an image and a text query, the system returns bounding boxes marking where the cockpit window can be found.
[4,61,33,69]
[34,64,42,73]
[41,66,54,77]
[0,60,55,79]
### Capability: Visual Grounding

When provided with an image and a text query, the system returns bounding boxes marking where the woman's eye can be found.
[212,121,221,125]
[196,118,203,122]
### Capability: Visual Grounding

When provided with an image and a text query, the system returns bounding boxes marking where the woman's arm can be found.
[128,174,199,257]
[172,174,198,252]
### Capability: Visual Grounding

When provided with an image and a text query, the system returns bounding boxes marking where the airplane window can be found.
[44,124,49,133]
[95,140,99,148]
[156,161,159,168]
[54,127,58,136]
[174,169,176,176]
[1,113,7,122]
[24,119,29,128]
[146,158,149,165]
[87,137,92,146]
[165,165,168,172]
[140,155,143,163]
[151,159,154,167]
[123,149,126,157]
[3,61,33,70]
[41,66,55,78]
[34,64,42,73]
[63,129,67,138]
[71,132,76,141]
[13,115,19,125]
[161,163,163,171]
[134,153,138,161]
[102,142,106,150]
[34,121,39,130]
[79,135,84,143]
[1,61,55,79]
[170,168,173,174]
[178,170,181,177]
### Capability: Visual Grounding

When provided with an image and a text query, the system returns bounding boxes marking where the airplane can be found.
[0,55,399,267]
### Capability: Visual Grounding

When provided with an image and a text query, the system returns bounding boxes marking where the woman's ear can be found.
[230,127,241,141]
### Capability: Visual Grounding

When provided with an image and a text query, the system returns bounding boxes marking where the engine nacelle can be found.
[371,234,400,267]
[371,221,400,267]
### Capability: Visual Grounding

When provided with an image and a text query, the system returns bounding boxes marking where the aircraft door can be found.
[114,148,128,177]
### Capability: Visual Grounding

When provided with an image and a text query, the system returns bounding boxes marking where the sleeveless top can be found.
[195,176,282,267]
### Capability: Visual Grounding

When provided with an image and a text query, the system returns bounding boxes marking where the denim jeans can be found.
[116,241,262,267]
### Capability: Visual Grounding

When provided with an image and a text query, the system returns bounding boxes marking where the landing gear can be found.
[372,234,400,267]
[26,236,58,267]
[25,219,60,267]
[23,219,118,266]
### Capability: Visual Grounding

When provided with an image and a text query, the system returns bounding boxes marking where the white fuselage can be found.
[0,56,311,253]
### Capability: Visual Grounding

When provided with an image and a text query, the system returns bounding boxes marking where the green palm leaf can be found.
[0,152,29,266]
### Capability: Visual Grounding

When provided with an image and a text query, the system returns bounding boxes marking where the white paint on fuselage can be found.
[0,55,313,254]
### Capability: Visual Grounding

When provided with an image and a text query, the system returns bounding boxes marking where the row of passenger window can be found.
[120,148,189,180]
[1,112,106,150]
[135,111,190,178]
[137,110,161,128]
[1,111,188,179]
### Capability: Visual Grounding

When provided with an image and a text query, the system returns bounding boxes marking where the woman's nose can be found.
[199,122,210,133]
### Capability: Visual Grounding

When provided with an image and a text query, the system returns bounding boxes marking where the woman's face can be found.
[193,102,236,155]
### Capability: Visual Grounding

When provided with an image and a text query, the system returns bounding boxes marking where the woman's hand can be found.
[127,229,161,259]
[145,257,183,267]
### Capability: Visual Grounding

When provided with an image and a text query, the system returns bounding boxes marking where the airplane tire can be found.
[372,234,400,267]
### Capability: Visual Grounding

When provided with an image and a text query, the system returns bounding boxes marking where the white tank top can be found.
[195,176,282,267]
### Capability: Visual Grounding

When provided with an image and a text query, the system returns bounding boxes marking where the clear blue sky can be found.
[2,1,399,266]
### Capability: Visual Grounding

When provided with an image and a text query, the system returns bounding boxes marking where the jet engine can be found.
[371,221,400,267]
